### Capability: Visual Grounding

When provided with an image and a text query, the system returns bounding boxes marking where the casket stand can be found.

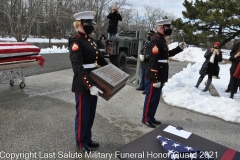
[0,42,44,89]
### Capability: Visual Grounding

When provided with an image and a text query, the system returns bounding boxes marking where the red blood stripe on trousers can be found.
[78,94,82,148]
[221,148,236,160]
[145,83,153,122]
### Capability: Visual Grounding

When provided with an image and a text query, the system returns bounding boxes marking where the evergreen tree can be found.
[172,0,240,47]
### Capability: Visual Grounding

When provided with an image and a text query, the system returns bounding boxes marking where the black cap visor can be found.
[81,19,96,25]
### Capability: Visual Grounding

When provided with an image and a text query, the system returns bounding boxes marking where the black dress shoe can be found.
[142,121,156,128]
[136,88,144,91]
[79,146,91,153]
[142,91,146,94]
[152,119,161,125]
[88,141,99,147]
[225,89,230,92]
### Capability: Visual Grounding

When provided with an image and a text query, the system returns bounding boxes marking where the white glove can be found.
[153,82,161,88]
[179,42,187,50]
[89,86,103,96]
[139,54,145,61]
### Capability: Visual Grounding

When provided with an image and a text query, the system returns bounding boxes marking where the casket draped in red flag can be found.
[0,42,44,66]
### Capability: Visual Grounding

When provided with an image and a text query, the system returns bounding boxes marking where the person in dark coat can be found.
[69,11,108,153]
[107,6,122,39]
[195,42,222,92]
[225,42,240,93]
[96,34,106,49]
[229,47,240,98]
[142,19,186,128]
[137,30,155,94]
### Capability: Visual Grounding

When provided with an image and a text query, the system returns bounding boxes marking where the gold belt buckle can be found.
[94,63,99,67]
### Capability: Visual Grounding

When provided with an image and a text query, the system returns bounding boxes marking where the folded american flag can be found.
[156,135,214,160]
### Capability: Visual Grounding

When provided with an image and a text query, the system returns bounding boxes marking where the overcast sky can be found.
[127,0,190,18]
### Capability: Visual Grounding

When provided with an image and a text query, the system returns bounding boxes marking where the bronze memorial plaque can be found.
[90,64,129,101]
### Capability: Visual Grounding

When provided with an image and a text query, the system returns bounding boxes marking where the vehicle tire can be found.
[109,51,127,70]
[9,80,14,86]
[19,82,25,89]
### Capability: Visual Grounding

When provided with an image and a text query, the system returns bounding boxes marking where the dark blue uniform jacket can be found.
[69,32,108,94]
[145,33,183,83]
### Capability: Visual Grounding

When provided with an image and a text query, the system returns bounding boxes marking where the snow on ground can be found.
[164,46,240,123]
[171,47,206,62]
[221,49,231,60]
[169,42,230,62]
[39,45,69,54]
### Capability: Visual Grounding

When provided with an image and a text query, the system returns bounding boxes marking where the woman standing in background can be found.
[195,42,222,92]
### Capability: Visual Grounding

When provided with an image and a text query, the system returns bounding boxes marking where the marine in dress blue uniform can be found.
[142,19,186,128]
[137,30,155,94]
[69,11,108,153]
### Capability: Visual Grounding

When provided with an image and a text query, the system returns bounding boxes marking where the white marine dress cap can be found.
[73,11,96,25]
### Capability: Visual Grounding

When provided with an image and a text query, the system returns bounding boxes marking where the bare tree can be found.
[0,0,176,41]
[0,0,52,42]
[118,8,132,31]
[124,10,149,31]
[143,6,169,31]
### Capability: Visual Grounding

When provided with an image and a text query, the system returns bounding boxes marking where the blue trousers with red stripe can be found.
[142,79,164,123]
[139,69,146,90]
[75,93,98,148]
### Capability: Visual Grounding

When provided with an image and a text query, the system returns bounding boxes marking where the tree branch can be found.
[221,31,240,46]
